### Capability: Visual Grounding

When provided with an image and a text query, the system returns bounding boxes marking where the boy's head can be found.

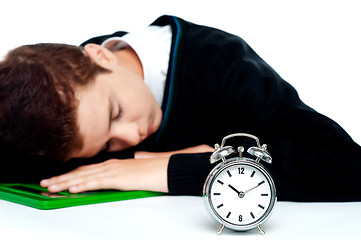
[0,43,163,162]
[0,43,106,161]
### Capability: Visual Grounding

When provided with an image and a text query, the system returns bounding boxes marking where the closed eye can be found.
[113,105,122,121]
[103,105,122,153]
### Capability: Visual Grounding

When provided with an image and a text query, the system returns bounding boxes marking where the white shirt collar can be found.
[101,25,172,107]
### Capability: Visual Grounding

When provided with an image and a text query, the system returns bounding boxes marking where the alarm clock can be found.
[203,133,276,235]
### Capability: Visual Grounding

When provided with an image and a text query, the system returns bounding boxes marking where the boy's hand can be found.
[41,157,169,193]
[41,144,213,193]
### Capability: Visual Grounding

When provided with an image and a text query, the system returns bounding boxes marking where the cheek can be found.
[76,102,110,157]
[76,122,109,157]
[123,74,156,106]
[78,107,107,139]
[119,92,153,119]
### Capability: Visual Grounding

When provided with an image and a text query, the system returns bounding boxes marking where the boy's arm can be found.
[42,157,170,193]
[41,145,213,193]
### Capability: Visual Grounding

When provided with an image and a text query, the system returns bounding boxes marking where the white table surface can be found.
[0,196,360,240]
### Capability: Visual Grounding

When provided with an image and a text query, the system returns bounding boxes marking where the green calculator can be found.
[0,183,163,210]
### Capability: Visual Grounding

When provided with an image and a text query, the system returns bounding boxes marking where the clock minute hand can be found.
[243,181,265,194]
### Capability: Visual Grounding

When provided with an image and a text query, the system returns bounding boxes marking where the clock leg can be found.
[258,225,266,235]
[216,224,225,235]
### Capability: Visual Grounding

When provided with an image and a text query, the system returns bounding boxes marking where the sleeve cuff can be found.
[167,152,214,196]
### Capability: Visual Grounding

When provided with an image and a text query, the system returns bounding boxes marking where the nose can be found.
[110,122,141,151]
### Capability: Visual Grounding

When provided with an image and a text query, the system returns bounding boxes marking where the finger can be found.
[41,162,109,187]
[68,177,114,193]
[47,163,122,193]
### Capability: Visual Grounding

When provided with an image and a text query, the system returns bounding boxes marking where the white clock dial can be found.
[209,163,272,226]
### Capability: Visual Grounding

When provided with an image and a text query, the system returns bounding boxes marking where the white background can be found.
[1,0,360,144]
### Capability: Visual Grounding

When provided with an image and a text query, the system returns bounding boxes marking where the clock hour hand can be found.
[228,184,241,195]
[228,184,247,199]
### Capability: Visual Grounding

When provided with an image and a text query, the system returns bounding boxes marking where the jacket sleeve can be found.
[167,152,213,196]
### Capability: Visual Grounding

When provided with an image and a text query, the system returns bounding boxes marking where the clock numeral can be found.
[238,167,245,174]
[250,171,255,178]
[250,212,255,219]
[227,170,232,177]
[213,193,221,196]
[226,212,231,219]
[217,204,224,209]
[258,204,265,209]
[261,193,268,196]
[239,215,243,222]
[217,180,224,185]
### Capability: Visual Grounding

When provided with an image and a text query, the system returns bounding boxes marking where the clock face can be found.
[208,161,275,229]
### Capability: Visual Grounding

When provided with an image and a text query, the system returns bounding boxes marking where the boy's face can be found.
[72,63,163,158]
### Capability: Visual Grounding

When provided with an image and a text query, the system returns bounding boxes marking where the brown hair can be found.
[0,43,107,161]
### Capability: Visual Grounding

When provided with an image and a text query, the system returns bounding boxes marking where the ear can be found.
[83,43,117,69]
